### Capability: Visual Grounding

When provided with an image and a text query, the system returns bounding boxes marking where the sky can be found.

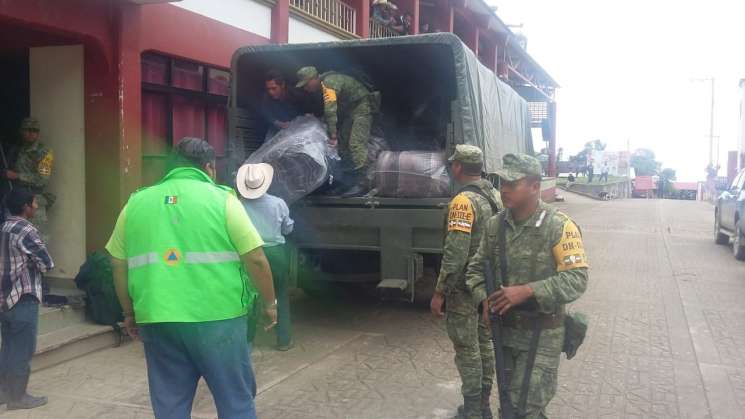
[493,0,745,181]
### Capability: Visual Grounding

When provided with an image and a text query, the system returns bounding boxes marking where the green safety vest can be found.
[124,167,250,323]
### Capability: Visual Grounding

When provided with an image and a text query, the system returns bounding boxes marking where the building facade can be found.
[0,0,556,279]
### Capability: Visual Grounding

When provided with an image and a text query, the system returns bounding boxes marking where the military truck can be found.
[228,33,533,301]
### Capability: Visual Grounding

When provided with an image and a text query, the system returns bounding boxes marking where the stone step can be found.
[31,323,121,372]
[38,305,86,335]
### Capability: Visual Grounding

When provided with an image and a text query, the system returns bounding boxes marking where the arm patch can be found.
[447,194,475,233]
[38,151,53,176]
[322,85,337,104]
[552,220,589,271]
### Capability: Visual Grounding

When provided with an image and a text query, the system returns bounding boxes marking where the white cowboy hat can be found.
[236,163,274,199]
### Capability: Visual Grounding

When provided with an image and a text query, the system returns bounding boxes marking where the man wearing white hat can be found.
[237,163,295,350]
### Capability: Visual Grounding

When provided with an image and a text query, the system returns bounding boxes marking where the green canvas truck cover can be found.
[231,33,533,173]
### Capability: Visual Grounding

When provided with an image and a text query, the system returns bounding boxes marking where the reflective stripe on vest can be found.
[128,251,240,269]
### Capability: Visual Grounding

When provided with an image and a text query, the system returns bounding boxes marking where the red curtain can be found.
[172,59,204,91]
[208,68,230,96]
[142,54,168,85]
[142,93,168,155]
[207,106,227,156]
[172,96,206,143]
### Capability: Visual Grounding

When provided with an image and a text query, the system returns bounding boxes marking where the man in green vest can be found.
[106,137,277,419]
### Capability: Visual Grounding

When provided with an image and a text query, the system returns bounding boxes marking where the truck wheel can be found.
[715,214,729,245]
[734,225,745,261]
[413,268,438,306]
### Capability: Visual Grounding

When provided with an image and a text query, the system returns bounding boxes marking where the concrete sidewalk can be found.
[3,194,744,418]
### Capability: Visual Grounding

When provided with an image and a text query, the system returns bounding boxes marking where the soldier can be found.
[296,66,377,197]
[5,118,54,241]
[466,153,589,419]
[430,145,502,419]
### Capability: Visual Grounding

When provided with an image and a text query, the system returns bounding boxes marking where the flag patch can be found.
[164,196,178,205]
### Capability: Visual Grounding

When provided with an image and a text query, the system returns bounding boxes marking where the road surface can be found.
[4,193,745,418]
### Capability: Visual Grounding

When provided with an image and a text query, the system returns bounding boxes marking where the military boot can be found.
[454,395,482,419]
[6,373,47,410]
[340,169,370,198]
[481,387,494,419]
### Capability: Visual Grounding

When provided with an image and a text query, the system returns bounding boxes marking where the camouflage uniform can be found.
[436,145,502,419]
[466,154,589,419]
[297,67,375,170]
[14,118,54,241]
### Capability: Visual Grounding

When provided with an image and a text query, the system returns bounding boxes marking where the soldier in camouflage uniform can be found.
[430,145,502,419]
[466,154,589,419]
[5,118,54,241]
[296,66,377,197]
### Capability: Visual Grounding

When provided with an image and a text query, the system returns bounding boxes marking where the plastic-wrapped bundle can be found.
[373,151,450,198]
[246,116,338,203]
[365,136,390,182]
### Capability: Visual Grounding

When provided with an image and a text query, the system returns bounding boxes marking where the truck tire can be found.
[715,214,729,245]
[734,225,745,261]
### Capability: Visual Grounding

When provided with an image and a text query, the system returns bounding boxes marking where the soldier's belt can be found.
[502,311,565,330]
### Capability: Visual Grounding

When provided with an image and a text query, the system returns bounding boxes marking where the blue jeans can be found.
[140,316,257,419]
[0,294,39,391]
[263,245,291,346]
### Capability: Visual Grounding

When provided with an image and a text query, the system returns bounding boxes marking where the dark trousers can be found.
[263,245,292,346]
[0,294,39,400]
[140,316,257,419]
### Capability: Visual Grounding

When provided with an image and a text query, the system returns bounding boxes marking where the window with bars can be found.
[140,52,231,186]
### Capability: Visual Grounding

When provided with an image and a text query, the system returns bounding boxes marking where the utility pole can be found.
[691,76,716,167]
[708,77,715,167]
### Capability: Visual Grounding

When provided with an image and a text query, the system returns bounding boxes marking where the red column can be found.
[117,2,143,199]
[471,26,479,56]
[411,0,420,34]
[351,0,370,38]
[271,0,290,43]
[481,40,496,71]
[438,5,453,32]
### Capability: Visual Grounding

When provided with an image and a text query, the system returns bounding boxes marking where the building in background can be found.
[0,0,558,366]
[0,0,556,277]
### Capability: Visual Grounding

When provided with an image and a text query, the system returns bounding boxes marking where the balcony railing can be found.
[369,19,402,38]
[290,0,357,35]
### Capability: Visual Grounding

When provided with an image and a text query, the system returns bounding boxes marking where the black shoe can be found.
[7,394,48,410]
[276,338,295,352]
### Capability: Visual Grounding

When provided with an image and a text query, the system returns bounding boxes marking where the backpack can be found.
[74,251,124,326]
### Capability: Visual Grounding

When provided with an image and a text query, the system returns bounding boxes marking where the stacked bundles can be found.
[373,151,449,198]
[246,116,338,203]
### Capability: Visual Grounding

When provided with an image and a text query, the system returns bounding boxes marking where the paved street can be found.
[4,193,745,418]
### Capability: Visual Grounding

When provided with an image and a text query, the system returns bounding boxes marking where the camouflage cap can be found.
[448,144,483,165]
[495,153,542,181]
[296,66,319,88]
[20,117,40,131]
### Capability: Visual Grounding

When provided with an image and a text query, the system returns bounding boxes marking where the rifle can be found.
[484,258,517,419]
[0,143,13,192]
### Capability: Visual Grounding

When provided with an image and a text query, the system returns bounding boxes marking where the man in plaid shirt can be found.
[0,188,54,410]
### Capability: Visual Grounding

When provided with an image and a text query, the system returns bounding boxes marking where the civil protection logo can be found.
[163,248,182,266]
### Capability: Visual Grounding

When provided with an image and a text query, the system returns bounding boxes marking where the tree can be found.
[660,168,676,198]
[571,140,607,172]
[630,148,660,176]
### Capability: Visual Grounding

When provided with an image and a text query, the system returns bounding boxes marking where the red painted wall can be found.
[1,0,271,251]
[140,4,269,69]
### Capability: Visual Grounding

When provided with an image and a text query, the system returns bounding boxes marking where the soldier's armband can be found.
[322,86,337,104]
[38,151,53,177]
[447,194,475,233]
[552,220,588,271]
